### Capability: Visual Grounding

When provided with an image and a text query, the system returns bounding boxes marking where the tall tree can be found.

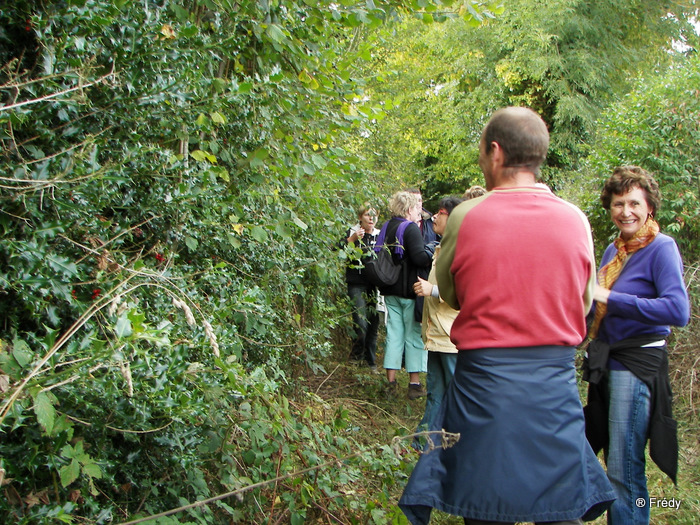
[351,0,695,206]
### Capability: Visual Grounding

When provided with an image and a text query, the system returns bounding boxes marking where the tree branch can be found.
[0,66,116,113]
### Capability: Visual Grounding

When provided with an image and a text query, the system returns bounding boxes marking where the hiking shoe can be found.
[407,383,427,400]
[384,380,398,396]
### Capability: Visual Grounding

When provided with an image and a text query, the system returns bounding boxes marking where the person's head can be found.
[357,202,378,231]
[600,166,661,240]
[432,196,464,236]
[479,107,549,188]
[405,187,424,212]
[463,185,487,200]
[389,191,421,222]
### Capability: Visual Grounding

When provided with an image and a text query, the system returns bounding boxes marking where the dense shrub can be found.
[0,1,416,522]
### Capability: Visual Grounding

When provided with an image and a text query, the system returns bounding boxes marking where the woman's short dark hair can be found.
[438,196,464,215]
[600,166,661,213]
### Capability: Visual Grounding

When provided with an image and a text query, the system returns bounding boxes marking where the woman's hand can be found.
[348,227,365,243]
[594,284,611,304]
[414,277,433,297]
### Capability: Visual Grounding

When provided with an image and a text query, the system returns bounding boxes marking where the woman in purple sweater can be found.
[585,166,690,525]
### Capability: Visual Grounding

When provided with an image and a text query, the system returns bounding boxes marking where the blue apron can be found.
[399,346,615,524]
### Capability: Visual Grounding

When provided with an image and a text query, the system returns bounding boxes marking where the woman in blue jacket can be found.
[585,166,690,525]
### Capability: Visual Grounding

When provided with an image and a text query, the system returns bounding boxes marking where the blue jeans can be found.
[347,284,379,366]
[415,352,457,441]
[606,369,652,525]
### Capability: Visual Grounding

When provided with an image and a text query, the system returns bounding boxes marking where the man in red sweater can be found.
[399,107,615,525]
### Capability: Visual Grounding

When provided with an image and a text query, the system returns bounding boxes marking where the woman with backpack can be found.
[378,191,433,399]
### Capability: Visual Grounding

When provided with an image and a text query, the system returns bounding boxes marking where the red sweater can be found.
[436,186,595,350]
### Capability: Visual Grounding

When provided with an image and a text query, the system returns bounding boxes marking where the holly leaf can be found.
[115,315,133,338]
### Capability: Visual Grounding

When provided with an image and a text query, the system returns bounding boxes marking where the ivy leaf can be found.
[128,309,146,333]
[298,69,319,89]
[251,226,268,242]
[275,224,292,239]
[212,166,229,182]
[311,154,327,168]
[82,462,103,479]
[250,148,269,168]
[185,236,199,251]
[60,443,76,459]
[180,25,198,38]
[265,23,286,44]
[12,338,33,368]
[190,150,217,164]
[292,217,308,230]
[210,111,227,124]
[52,414,74,436]
[228,233,241,249]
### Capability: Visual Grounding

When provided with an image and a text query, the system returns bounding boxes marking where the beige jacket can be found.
[421,245,458,353]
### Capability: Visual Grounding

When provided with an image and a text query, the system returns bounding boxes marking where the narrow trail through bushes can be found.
[301,357,422,443]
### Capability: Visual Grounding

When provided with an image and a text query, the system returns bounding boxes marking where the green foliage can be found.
[350,0,695,207]
[583,53,700,260]
[1,0,697,522]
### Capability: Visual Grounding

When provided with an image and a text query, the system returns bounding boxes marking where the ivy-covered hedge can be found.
[0,0,446,522]
[3,1,696,522]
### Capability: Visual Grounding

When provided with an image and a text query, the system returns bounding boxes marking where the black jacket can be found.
[339,227,379,286]
[377,218,432,298]
[583,336,678,483]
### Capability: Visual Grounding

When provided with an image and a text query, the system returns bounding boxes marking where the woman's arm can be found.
[404,223,432,267]
[607,239,690,327]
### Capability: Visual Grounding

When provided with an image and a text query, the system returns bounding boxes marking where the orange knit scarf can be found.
[588,216,659,338]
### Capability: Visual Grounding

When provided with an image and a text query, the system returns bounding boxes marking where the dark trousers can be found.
[347,283,379,366]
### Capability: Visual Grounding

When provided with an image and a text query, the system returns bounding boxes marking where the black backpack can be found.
[363,220,410,287]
